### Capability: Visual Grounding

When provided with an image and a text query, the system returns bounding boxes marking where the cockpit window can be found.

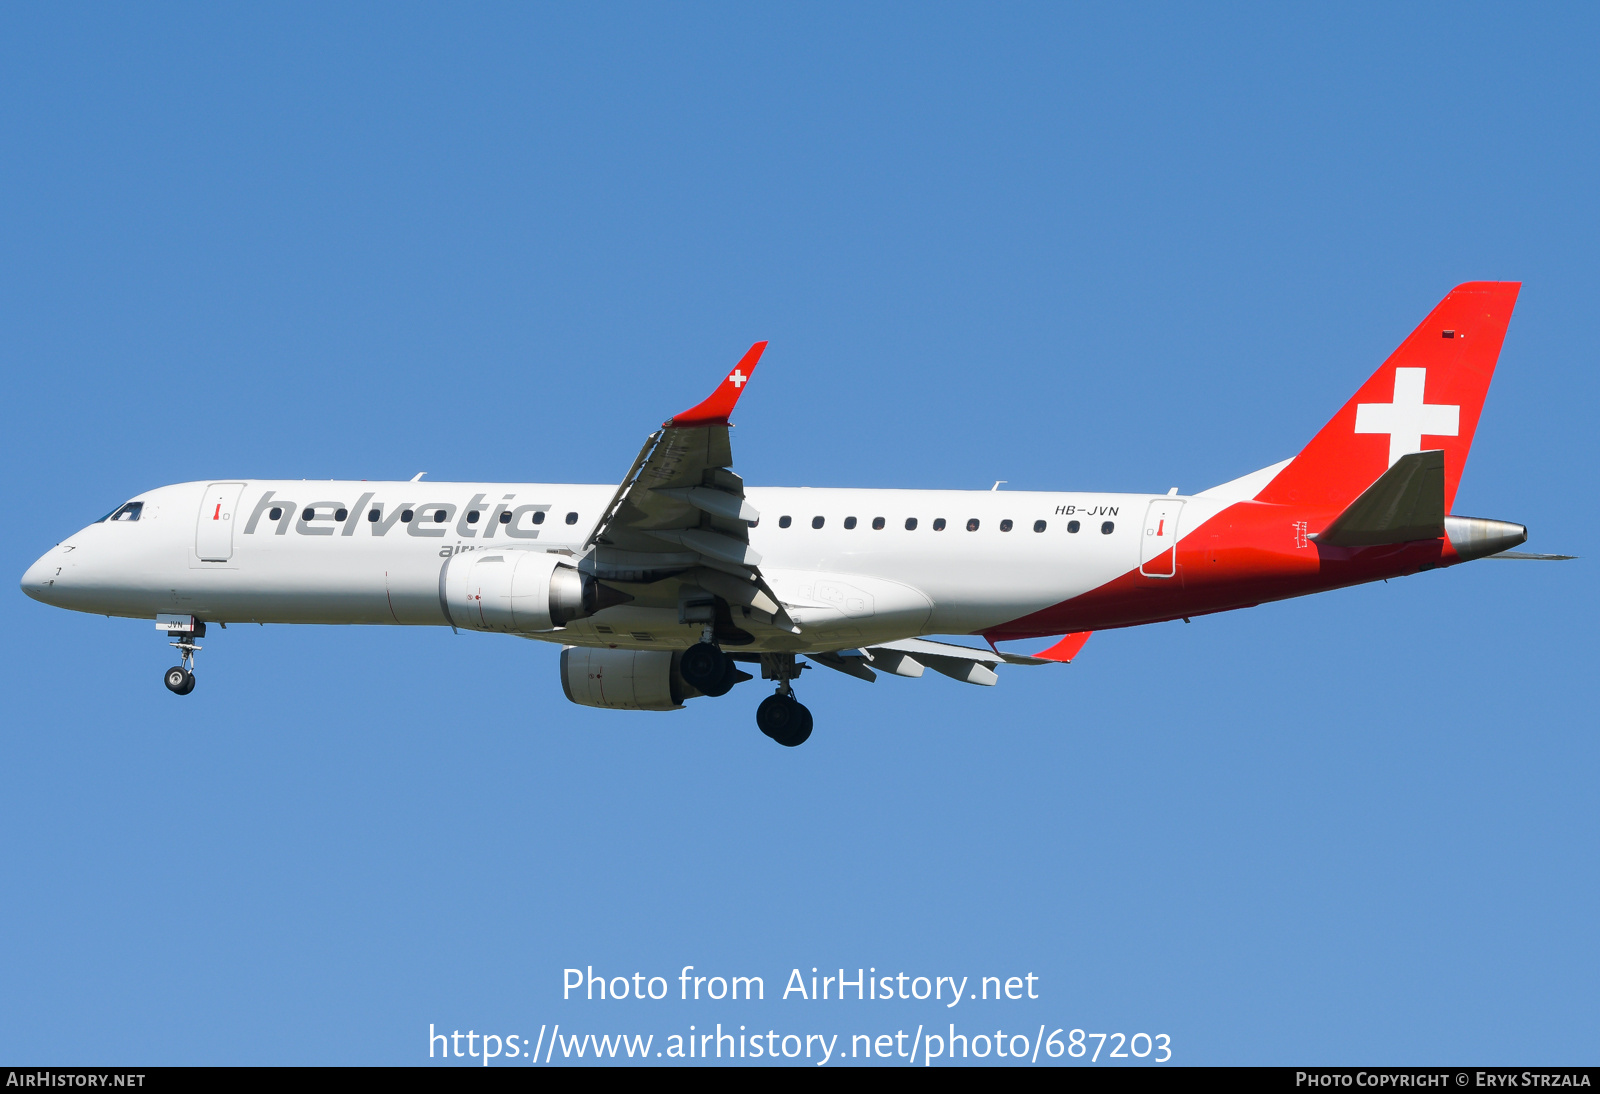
[100,502,143,523]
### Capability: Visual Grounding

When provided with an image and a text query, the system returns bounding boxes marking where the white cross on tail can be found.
[728,369,747,388]
[1354,368,1459,466]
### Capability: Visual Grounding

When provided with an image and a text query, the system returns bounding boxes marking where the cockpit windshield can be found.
[98,501,143,523]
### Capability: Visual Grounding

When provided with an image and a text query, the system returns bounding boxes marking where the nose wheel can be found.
[164,665,196,695]
[757,653,813,747]
[162,619,205,696]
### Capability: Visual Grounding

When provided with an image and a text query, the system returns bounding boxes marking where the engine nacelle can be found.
[443,549,624,633]
[561,646,693,711]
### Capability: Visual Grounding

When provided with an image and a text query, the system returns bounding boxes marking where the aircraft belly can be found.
[759,542,1134,638]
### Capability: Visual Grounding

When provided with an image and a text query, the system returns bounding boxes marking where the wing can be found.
[583,343,798,636]
[806,633,1092,686]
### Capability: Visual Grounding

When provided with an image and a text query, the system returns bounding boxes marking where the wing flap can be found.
[655,486,760,523]
[867,649,925,678]
[922,657,999,686]
[808,651,877,683]
[645,528,762,568]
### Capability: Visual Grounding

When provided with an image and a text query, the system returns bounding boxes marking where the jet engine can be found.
[442,549,629,633]
[561,646,694,711]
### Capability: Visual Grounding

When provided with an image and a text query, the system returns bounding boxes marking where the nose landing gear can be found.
[161,618,205,696]
[757,653,812,747]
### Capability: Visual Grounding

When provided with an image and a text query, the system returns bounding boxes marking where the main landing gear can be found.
[756,693,812,747]
[679,640,749,698]
[162,620,206,696]
[755,652,812,748]
[681,639,813,747]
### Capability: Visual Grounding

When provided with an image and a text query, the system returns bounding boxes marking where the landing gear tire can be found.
[680,642,728,692]
[164,666,195,695]
[756,694,813,747]
[698,658,752,698]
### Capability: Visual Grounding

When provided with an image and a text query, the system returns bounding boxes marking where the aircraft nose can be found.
[21,549,63,605]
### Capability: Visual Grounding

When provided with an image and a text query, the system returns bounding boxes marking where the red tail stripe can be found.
[1256,282,1519,514]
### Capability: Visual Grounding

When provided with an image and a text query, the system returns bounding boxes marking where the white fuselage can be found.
[23,479,1233,652]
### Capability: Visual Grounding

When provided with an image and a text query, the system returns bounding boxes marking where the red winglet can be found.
[665,342,768,428]
[1034,632,1092,663]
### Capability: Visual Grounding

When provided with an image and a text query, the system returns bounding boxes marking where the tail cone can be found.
[1446,516,1527,562]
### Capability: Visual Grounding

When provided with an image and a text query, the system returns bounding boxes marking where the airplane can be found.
[20,282,1571,747]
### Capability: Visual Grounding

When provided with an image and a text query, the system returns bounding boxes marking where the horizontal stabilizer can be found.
[1488,551,1576,560]
[1316,450,1444,547]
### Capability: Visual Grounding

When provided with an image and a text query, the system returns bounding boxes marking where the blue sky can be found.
[1,4,1594,1066]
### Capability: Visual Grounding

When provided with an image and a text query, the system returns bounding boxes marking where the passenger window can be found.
[748,517,759,528]
[302,508,316,522]
[1101,521,1114,534]
[966,518,980,531]
[844,516,857,529]
[270,507,284,521]
[401,509,414,523]
[905,517,917,530]
[498,512,512,524]
[812,516,825,529]
[335,509,348,522]
[565,512,578,525]
[872,517,885,530]
[933,518,946,531]
[1067,520,1079,533]
[368,508,381,522]
[1000,519,1013,532]
[532,510,546,525]
[779,515,792,528]
[466,510,480,524]
[1033,520,1046,532]
[433,510,447,523]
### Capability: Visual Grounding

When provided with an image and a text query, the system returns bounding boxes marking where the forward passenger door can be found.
[1139,499,1183,578]
[195,483,247,562]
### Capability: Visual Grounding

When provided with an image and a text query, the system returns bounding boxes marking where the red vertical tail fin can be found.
[1256,282,1521,513]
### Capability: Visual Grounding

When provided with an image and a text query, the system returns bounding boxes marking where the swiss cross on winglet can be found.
[665,342,768,427]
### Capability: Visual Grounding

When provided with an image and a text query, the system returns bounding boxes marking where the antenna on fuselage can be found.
[991,481,1006,491]
[411,472,427,481]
